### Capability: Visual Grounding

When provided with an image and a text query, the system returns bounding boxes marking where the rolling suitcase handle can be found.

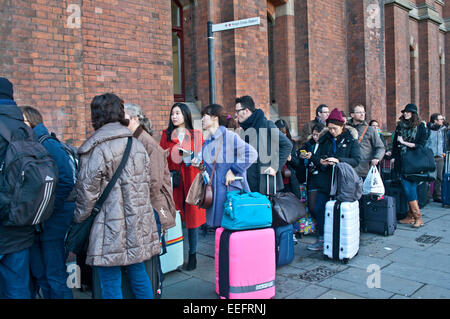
[266,173,276,195]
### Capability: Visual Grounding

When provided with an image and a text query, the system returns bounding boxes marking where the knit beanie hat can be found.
[0,77,14,100]
[326,108,345,126]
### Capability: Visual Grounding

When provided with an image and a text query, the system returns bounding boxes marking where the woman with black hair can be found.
[275,119,302,199]
[73,93,160,298]
[393,104,428,228]
[159,103,205,271]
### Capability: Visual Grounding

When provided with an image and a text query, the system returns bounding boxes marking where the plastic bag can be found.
[362,165,385,196]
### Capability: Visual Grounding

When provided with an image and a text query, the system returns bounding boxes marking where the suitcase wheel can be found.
[342,258,349,264]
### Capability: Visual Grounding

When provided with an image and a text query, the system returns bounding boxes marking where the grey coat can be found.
[73,122,160,267]
[348,119,385,178]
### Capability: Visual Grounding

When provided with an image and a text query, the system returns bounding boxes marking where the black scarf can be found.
[239,109,266,131]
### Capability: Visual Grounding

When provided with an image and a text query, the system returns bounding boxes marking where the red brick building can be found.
[0,0,448,145]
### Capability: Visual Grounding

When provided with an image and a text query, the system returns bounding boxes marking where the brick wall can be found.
[0,0,172,146]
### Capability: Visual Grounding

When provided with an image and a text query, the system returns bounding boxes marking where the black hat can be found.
[0,77,14,100]
[401,103,418,114]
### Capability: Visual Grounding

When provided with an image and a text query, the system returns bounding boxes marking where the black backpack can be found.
[0,121,58,226]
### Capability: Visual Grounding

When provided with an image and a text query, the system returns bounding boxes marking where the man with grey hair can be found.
[348,104,385,179]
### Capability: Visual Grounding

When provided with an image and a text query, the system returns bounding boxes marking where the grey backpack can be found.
[330,162,363,202]
[0,122,58,226]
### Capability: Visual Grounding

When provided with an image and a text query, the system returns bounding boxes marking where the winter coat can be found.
[239,109,293,194]
[309,129,361,195]
[133,126,176,232]
[426,123,446,157]
[283,140,302,199]
[348,119,385,178]
[33,123,76,242]
[73,122,160,267]
[202,126,258,227]
[392,121,429,175]
[299,117,326,146]
[159,128,206,229]
[0,100,36,255]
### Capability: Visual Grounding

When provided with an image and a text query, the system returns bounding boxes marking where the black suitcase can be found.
[443,152,450,206]
[360,195,396,236]
[384,180,408,219]
[417,181,430,209]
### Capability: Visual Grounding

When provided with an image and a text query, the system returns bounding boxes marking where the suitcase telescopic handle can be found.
[266,173,276,195]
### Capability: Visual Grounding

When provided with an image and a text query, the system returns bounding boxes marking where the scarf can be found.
[239,109,266,131]
[397,120,418,154]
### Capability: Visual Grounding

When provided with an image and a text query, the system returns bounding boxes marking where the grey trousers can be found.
[433,157,444,200]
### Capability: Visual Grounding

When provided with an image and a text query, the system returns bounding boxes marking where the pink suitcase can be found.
[215,227,276,299]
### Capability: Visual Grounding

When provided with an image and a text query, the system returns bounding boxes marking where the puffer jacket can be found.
[133,126,176,232]
[73,122,160,267]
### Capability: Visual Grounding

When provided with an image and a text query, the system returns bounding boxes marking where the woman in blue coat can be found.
[194,104,257,227]
[20,106,75,299]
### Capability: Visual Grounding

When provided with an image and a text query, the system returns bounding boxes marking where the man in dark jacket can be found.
[21,106,75,299]
[298,104,329,146]
[0,77,35,298]
[235,95,292,195]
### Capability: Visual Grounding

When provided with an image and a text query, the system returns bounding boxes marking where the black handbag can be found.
[400,145,436,175]
[403,169,437,182]
[64,137,133,255]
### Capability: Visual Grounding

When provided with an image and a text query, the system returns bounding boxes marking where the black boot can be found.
[184,253,197,271]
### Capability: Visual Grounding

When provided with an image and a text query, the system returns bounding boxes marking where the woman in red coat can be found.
[160,102,205,271]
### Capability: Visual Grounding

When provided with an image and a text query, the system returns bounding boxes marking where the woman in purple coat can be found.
[195,104,257,227]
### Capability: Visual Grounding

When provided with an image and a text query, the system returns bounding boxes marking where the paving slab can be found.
[317,289,364,299]
[411,284,450,299]
[283,284,330,299]
[333,267,424,297]
[317,277,394,299]
[274,272,310,299]
[381,263,450,290]
[162,277,217,299]
[385,247,450,274]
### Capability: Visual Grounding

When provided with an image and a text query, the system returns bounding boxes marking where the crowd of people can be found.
[0,75,448,299]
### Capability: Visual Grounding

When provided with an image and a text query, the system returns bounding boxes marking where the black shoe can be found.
[183,253,197,271]
[434,198,442,203]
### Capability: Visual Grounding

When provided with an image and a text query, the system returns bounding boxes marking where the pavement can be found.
[73,200,450,299]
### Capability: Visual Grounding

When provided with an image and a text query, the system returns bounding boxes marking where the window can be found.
[172,0,185,102]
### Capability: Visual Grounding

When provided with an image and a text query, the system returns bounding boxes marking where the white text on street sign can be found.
[212,17,260,33]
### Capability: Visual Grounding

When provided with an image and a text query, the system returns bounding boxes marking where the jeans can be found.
[0,248,31,299]
[187,227,199,255]
[400,176,418,202]
[29,237,73,299]
[95,262,153,299]
[313,192,330,237]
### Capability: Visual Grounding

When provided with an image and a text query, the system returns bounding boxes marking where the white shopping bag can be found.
[362,165,385,196]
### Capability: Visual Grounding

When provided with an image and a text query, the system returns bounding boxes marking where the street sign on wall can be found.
[212,17,260,33]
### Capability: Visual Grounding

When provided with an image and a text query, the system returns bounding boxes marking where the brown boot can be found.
[410,200,423,228]
[398,207,415,224]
